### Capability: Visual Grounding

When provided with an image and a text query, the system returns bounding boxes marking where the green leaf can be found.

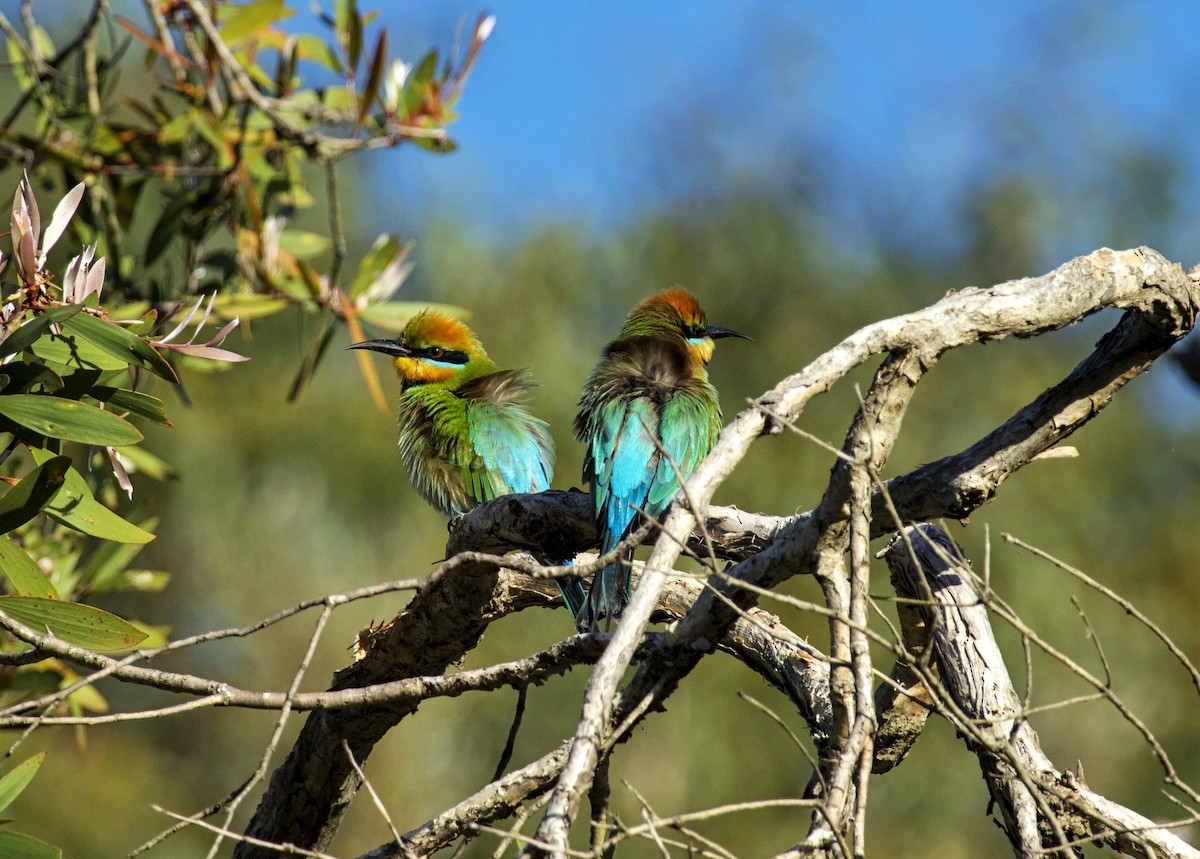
[411,48,438,87]
[31,451,155,544]
[349,235,401,298]
[209,293,290,321]
[5,34,31,92]
[0,362,65,395]
[0,396,143,446]
[0,537,57,599]
[359,301,468,333]
[278,230,331,260]
[0,753,46,814]
[89,387,172,427]
[60,313,178,383]
[221,0,292,46]
[0,306,84,360]
[0,457,70,536]
[0,596,147,650]
[143,193,192,268]
[358,28,387,128]
[0,828,61,859]
[294,33,342,73]
[29,333,126,373]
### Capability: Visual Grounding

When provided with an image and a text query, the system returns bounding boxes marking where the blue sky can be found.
[366,1,1200,263]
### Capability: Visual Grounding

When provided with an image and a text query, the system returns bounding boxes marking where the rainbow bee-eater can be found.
[348,310,585,619]
[574,287,747,632]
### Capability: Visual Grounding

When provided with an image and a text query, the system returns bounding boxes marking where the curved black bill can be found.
[345,339,413,357]
[705,325,750,341]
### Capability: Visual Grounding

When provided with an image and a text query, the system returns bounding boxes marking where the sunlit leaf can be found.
[348,234,401,298]
[60,313,178,383]
[29,332,127,373]
[0,536,57,600]
[0,306,83,360]
[220,0,293,46]
[294,33,342,73]
[31,451,155,544]
[0,396,143,446]
[41,183,85,255]
[0,456,70,537]
[359,301,468,333]
[0,752,46,814]
[278,230,331,260]
[0,596,148,650]
[209,293,290,321]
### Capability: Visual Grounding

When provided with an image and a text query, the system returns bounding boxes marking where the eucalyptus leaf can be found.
[89,387,172,427]
[0,306,83,360]
[0,828,61,859]
[359,301,468,333]
[0,752,46,814]
[0,596,147,650]
[60,313,177,382]
[0,456,70,536]
[0,395,143,446]
[31,450,155,544]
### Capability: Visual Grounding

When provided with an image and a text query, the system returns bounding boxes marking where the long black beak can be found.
[345,339,414,357]
[705,325,750,341]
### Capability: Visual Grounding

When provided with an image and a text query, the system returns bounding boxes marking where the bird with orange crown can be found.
[574,287,747,632]
[348,310,585,619]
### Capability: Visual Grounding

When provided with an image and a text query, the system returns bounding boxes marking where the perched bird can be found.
[348,310,585,618]
[574,287,747,632]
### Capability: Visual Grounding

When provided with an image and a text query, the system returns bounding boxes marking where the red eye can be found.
[427,346,444,359]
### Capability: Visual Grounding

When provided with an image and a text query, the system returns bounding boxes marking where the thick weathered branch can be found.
[884,525,1200,859]
[530,247,1198,854]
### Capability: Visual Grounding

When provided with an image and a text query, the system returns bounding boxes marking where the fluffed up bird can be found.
[574,287,748,632]
[348,310,586,619]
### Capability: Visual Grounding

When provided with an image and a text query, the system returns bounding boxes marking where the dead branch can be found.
[883,525,1200,859]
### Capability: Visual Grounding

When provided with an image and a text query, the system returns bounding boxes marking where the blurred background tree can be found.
[0,1,1197,858]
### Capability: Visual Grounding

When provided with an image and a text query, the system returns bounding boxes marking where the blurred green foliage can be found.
[0,2,1197,859]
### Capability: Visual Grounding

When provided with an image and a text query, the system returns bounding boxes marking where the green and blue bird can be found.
[348,310,585,619]
[574,287,747,632]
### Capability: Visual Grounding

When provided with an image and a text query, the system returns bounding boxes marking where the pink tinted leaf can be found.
[15,173,39,251]
[207,317,240,347]
[16,227,35,285]
[42,182,85,255]
[62,254,82,303]
[106,446,133,500]
[83,256,106,301]
[163,344,249,362]
[156,295,205,344]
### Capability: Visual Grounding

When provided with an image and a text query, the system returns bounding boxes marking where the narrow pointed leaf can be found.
[61,313,177,382]
[41,183,85,255]
[0,596,148,650]
[0,306,83,360]
[0,829,60,859]
[357,28,387,128]
[221,0,291,46]
[0,536,57,599]
[0,752,46,814]
[0,456,70,535]
[359,301,467,332]
[89,387,172,427]
[0,396,143,446]
[31,450,155,544]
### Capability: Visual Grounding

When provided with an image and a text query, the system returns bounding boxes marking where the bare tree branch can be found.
[884,525,1200,859]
